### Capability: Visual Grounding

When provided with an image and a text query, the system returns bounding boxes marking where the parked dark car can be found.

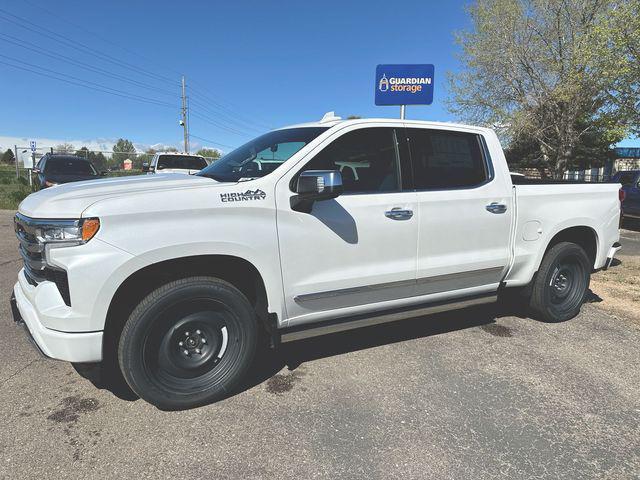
[33,154,106,189]
[614,170,640,221]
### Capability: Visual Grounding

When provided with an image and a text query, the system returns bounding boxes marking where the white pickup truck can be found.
[12,114,621,409]
[142,152,209,175]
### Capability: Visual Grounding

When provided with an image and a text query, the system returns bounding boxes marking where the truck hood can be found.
[19,173,220,218]
[153,169,202,175]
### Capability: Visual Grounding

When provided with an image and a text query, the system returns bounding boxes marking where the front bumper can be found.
[11,280,103,362]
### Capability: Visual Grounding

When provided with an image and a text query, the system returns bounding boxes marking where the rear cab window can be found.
[615,172,639,186]
[405,128,490,189]
[44,157,97,175]
[157,155,208,170]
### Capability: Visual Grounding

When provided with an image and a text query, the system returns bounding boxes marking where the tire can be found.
[118,276,257,409]
[529,242,591,322]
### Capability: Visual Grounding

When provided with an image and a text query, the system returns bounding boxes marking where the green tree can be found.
[136,148,158,169]
[74,146,90,158]
[112,138,136,167]
[195,148,221,160]
[449,0,639,178]
[90,151,108,171]
[55,143,75,153]
[2,148,15,165]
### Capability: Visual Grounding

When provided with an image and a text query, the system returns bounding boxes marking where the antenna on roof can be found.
[319,111,342,123]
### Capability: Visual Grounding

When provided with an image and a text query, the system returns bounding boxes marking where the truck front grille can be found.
[14,213,71,306]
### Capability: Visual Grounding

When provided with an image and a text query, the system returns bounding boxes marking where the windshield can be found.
[198,127,329,182]
[157,155,208,170]
[45,157,97,175]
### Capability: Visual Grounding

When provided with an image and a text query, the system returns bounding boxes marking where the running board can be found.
[280,293,497,343]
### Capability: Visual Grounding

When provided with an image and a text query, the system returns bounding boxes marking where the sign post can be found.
[375,64,435,118]
[28,140,37,187]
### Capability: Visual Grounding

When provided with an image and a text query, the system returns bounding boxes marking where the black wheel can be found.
[529,242,591,322]
[118,277,257,409]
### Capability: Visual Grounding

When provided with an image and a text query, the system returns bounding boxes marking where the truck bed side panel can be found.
[505,183,620,286]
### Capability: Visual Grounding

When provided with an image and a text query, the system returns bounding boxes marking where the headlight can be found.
[36,218,100,245]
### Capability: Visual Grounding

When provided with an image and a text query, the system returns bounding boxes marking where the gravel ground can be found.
[1,210,639,479]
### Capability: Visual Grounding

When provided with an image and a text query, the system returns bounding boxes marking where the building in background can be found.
[564,147,640,182]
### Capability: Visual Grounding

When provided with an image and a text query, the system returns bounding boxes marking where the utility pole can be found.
[181,75,189,153]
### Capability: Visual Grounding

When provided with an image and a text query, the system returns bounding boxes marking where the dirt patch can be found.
[47,395,100,424]
[590,255,640,323]
[480,323,514,337]
[265,368,305,395]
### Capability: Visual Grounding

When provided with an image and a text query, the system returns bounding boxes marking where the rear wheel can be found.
[529,242,591,322]
[118,276,257,409]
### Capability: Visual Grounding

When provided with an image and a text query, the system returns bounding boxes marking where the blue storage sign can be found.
[375,64,435,106]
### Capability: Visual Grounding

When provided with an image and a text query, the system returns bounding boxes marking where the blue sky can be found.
[0,0,637,153]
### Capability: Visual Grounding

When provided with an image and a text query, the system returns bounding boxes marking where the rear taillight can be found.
[619,188,626,202]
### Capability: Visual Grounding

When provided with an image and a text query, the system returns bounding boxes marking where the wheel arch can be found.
[541,225,599,269]
[102,254,276,367]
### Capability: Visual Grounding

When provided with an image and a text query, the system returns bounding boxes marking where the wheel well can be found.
[544,226,598,267]
[102,255,271,367]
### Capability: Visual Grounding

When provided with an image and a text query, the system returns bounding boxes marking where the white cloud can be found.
[0,135,182,154]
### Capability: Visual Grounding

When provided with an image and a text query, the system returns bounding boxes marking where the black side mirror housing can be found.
[291,170,343,213]
[141,163,150,173]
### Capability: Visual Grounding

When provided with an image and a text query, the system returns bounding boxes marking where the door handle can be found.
[486,202,507,214]
[385,208,413,220]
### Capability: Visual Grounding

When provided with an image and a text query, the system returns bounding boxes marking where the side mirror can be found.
[141,162,150,173]
[291,170,343,213]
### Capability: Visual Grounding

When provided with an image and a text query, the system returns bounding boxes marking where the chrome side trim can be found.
[281,293,497,343]
[294,266,504,304]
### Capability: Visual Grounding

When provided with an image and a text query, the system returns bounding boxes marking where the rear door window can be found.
[406,128,489,189]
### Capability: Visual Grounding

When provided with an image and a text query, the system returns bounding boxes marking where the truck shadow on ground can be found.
[75,302,523,408]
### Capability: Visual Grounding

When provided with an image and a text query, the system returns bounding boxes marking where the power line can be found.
[190,110,254,136]
[13,2,275,133]
[0,55,176,108]
[188,83,274,130]
[188,95,264,134]
[188,133,236,150]
[21,0,187,79]
[0,33,178,98]
[0,7,179,87]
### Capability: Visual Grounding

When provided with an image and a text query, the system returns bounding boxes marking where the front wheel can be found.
[529,242,591,322]
[118,277,257,409]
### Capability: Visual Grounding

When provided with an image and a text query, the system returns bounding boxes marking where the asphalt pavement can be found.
[1,210,639,479]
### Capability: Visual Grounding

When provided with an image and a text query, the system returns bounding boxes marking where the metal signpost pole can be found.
[14,145,19,179]
[28,140,36,188]
[29,152,35,188]
[400,105,406,119]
